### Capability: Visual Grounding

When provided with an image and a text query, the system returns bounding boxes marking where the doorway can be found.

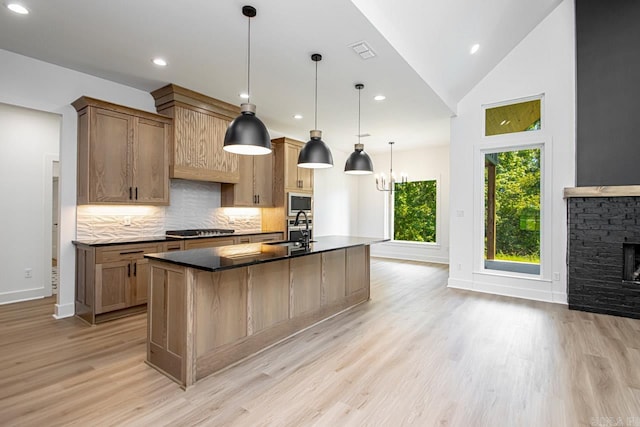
[52,161,60,294]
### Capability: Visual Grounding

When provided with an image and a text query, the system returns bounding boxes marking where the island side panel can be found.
[290,254,322,317]
[195,268,248,358]
[147,262,187,385]
[248,261,290,335]
[321,250,347,306]
[346,246,369,298]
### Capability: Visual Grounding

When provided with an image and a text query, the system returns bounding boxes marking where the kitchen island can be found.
[144,236,384,388]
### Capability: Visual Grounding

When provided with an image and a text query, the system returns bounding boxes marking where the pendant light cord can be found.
[358,87,361,145]
[247,16,251,104]
[314,60,318,130]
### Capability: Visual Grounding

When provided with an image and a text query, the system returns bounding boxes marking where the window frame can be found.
[389,176,441,247]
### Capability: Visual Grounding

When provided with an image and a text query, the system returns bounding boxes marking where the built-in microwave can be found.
[287,192,312,217]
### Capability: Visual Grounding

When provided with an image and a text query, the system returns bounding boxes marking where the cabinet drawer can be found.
[250,233,283,243]
[184,238,236,250]
[163,241,184,252]
[96,243,162,263]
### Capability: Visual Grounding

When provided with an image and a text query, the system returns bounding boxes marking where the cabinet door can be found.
[253,153,273,206]
[133,118,169,204]
[234,155,256,207]
[89,108,132,203]
[298,166,313,192]
[131,259,149,306]
[96,261,129,314]
[284,144,301,190]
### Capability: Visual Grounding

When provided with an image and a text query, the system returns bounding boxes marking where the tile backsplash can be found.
[76,180,262,240]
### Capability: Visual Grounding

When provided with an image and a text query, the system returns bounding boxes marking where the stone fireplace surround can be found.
[565,186,640,319]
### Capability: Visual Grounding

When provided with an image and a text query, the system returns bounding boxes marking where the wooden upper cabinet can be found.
[221,152,274,207]
[151,84,240,184]
[73,97,171,205]
[270,138,314,207]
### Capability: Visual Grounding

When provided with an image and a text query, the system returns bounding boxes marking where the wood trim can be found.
[150,84,240,120]
[71,96,172,124]
[564,185,640,198]
[171,165,240,183]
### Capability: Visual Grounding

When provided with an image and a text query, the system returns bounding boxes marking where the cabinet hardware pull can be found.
[133,262,137,276]
[129,187,133,199]
[119,250,145,255]
[257,194,260,204]
[135,187,138,200]
[127,263,131,277]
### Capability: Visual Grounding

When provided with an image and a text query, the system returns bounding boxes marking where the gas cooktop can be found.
[166,229,235,238]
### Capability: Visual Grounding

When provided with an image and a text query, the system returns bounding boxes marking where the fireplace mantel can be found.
[564,185,640,198]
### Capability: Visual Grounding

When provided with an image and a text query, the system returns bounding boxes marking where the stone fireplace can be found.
[566,187,640,319]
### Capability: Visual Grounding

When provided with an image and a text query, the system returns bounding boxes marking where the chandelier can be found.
[375,141,407,192]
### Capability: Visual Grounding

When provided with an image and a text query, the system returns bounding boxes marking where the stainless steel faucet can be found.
[294,210,310,247]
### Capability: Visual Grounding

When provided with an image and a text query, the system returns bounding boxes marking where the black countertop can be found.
[72,231,283,247]
[144,236,387,272]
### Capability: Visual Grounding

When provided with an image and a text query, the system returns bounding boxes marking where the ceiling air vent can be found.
[349,41,376,60]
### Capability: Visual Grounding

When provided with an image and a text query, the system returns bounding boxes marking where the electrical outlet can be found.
[24,268,32,278]
[123,216,132,226]
[456,210,464,217]
[553,272,560,281]
[457,263,462,271]
[228,218,235,225]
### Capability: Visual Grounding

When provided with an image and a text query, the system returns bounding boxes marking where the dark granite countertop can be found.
[72,231,284,247]
[144,236,387,272]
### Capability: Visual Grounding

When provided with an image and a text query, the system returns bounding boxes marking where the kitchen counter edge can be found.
[144,236,388,273]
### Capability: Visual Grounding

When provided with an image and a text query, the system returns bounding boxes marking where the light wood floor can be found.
[1,258,640,426]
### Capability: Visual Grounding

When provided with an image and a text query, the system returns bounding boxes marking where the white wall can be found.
[356,144,451,264]
[0,49,157,317]
[313,148,359,237]
[0,103,60,303]
[448,0,575,303]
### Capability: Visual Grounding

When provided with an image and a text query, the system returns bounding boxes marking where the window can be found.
[393,180,437,243]
[485,99,541,136]
[484,148,541,275]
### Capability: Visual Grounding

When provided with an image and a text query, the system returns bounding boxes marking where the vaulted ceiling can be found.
[0,0,562,153]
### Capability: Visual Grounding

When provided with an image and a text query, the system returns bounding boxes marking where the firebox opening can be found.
[623,243,640,282]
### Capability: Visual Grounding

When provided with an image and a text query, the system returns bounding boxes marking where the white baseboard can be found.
[53,302,75,319]
[0,287,46,305]
[447,277,566,305]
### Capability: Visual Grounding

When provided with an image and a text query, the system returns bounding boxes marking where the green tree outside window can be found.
[393,180,437,242]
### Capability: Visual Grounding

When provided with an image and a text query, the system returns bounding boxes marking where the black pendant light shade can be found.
[298,53,334,169]
[345,83,373,174]
[223,5,271,155]
[224,103,271,155]
[345,143,374,174]
[299,130,334,169]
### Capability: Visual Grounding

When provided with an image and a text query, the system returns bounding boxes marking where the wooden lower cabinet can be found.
[147,245,371,388]
[75,242,164,324]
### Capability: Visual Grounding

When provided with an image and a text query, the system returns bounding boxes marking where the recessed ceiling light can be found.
[293,114,303,120]
[374,95,386,101]
[152,58,167,67]
[7,3,29,14]
[470,44,480,55]
[239,93,250,99]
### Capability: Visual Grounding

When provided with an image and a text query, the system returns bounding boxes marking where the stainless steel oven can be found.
[287,218,312,242]
[287,192,312,217]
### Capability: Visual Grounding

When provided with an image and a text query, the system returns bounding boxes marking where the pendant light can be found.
[298,54,334,168]
[223,5,271,155]
[345,83,374,175]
